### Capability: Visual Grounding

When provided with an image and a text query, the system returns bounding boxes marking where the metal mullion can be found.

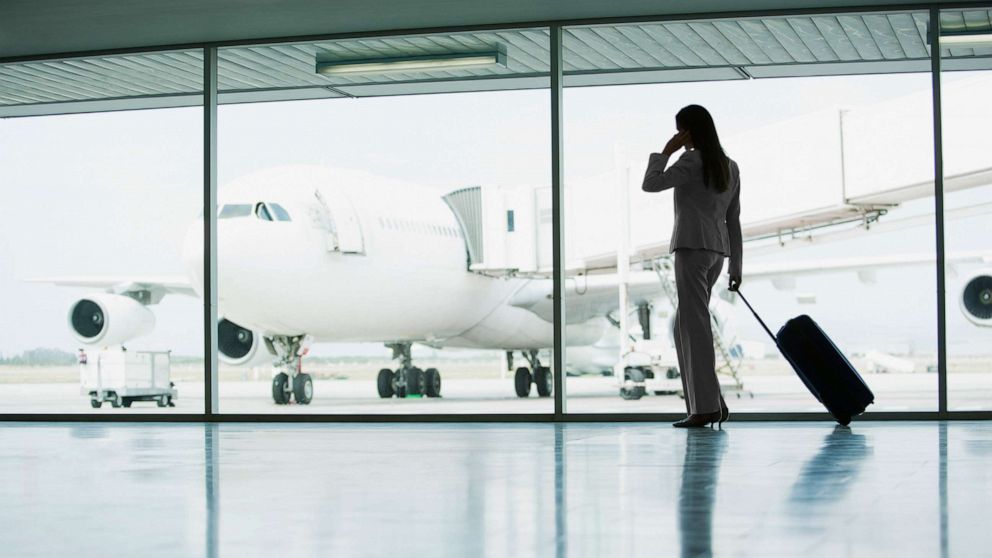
[204,47,219,419]
[3,410,992,423]
[929,7,948,418]
[551,25,565,419]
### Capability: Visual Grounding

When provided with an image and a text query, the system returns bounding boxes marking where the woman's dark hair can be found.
[675,105,730,193]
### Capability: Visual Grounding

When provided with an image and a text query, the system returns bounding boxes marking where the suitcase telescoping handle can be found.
[736,290,777,343]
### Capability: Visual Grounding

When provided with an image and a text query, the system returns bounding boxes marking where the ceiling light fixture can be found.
[939,31,992,48]
[316,51,507,75]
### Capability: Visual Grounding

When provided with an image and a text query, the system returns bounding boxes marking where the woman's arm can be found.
[726,165,743,290]
[642,130,692,193]
[641,152,693,193]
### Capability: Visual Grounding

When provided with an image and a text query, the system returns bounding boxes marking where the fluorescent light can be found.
[316,51,507,75]
[940,32,992,48]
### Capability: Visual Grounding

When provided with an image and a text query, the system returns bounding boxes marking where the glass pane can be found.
[939,9,992,411]
[215,29,552,414]
[0,50,204,413]
[562,11,937,414]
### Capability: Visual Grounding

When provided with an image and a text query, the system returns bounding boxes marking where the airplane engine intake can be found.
[961,270,992,327]
[218,318,269,366]
[69,293,155,346]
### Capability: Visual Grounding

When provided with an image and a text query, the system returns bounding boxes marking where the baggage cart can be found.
[80,349,177,408]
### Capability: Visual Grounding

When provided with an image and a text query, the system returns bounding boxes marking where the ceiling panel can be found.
[2,10,990,118]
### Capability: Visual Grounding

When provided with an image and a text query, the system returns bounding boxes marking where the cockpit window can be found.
[219,204,252,219]
[255,202,273,221]
[269,203,292,222]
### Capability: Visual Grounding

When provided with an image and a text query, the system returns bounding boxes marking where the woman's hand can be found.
[662,131,690,156]
[729,274,742,292]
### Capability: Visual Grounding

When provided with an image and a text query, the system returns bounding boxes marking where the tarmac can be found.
[1,373,989,414]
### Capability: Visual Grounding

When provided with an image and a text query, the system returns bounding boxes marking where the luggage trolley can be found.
[81,349,178,408]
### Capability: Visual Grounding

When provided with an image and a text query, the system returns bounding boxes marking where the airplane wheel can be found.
[90,399,102,409]
[406,367,424,396]
[535,366,553,397]
[272,373,291,404]
[122,399,133,408]
[424,368,441,398]
[395,369,408,398]
[514,367,532,397]
[293,373,313,405]
[109,393,122,408]
[157,396,170,408]
[377,368,395,398]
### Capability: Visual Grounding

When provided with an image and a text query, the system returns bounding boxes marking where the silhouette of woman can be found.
[642,105,742,428]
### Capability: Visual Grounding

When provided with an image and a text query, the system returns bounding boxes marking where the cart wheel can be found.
[122,399,133,408]
[90,399,102,409]
[109,394,122,408]
[157,396,170,408]
[620,366,646,400]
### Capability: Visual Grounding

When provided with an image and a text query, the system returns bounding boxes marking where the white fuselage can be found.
[181,165,604,350]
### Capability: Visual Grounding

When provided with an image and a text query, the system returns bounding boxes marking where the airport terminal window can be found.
[215,27,551,414]
[561,10,939,414]
[940,8,992,411]
[0,49,204,415]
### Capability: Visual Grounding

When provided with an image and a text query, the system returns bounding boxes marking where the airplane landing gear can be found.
[378,343,442,399]
[510,350,553,398]
[269,335,312,405]
[514,367,532,397]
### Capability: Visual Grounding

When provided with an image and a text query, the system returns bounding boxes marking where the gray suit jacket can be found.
[641,149,742,277]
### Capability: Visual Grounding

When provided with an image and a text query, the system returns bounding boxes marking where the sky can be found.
[0,70,988,360]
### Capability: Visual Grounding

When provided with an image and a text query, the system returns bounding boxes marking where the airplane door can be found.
[314,188,365,254]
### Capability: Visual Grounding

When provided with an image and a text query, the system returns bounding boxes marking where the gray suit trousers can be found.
[673,248,725,415]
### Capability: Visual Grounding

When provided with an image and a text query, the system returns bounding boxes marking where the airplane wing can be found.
[29,275,197,304]
[512,250,992,324]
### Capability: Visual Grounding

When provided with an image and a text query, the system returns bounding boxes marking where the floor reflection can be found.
[788,425,872,507]
[2,422,988,557]
[678,429,728,558]
[205,424,218,558]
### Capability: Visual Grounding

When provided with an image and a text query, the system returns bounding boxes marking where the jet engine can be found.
[218,318,270,366]
[960,270,992,327]
[69,293,155,346]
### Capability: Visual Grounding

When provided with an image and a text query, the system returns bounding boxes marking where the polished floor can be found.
[0,421,988,557]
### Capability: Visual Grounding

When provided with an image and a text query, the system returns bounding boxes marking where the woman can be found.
[642,104,742,428]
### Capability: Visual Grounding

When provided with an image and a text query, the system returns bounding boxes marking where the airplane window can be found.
[255,202,274,221]
[219,204,252,219]
[269,203,292,221]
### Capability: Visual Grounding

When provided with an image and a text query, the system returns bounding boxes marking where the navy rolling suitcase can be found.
[737,291,874,425]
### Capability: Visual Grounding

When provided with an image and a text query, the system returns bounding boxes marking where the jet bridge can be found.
[442,185,542,276]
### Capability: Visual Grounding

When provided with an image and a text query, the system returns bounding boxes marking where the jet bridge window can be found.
[219,204,252,219]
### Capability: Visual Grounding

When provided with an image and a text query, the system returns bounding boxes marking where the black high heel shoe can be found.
[672,411,722,428]
[719,395,729,428]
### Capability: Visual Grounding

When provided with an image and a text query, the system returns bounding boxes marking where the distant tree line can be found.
[0,348,78,366]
